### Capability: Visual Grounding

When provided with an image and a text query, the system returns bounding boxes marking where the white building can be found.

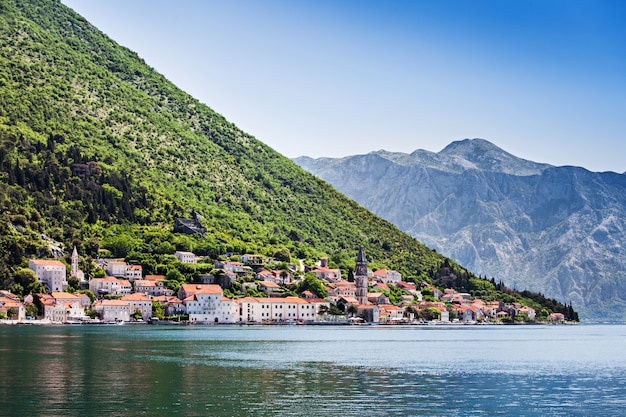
[0,291,25,321]
[234,297,328,323]
[89,276,124,296]
[38,293,87,323]
[175,251,196,264]
[373,269,402,284]
[29,259,68,292]
[311,266,342,282]
[93,300,131,322]
[134,280,173,297]
[214,260,244,273]
[153,295,186,317]
[125,265,143,280]
[178,284,235,323]
[104,261,127,277]
[120,293,153,320]
[240,254,263,264]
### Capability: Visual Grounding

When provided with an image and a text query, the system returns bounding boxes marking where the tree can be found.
[6,307,18,319]
[131,309,142,321]
[298,272,327,298]
[152,300,165,320]
[273,248,291,262]
[14,268,38,292]
[101,234,139,258]
[318,305,329,317]
[27,281,46,295]
[77,290,96,303]
[93,267,106,278]
[85,309,100,319]
[8,283,24,297]
[67,277,80,292]
[166,268,184,282]
[404,305,418,319]
[328,304,344,315]
[25,303,38,318]
[346,304,358,317]
[419,307,441,321]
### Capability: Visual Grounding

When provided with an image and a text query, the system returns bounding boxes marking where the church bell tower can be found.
[355,246,368,305]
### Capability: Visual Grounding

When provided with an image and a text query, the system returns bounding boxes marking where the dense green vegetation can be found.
[0,0,577,320]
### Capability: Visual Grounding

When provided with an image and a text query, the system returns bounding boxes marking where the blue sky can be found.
[62,0,626,173]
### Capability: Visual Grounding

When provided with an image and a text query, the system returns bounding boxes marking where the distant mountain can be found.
[294,139,626,320]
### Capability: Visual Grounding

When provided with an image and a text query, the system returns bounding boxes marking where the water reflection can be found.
[1,325,625,416]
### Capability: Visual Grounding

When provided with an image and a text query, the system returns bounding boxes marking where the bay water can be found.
[0,324,624,416]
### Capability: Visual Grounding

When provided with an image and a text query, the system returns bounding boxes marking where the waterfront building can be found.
[121,292,153,320]
[179,284,235,323]
[93,299,131,322]
[234,297,325,323]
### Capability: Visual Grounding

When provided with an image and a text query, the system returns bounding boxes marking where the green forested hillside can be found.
[0,0,576,318]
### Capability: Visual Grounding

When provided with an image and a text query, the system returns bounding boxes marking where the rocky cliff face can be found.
[294,139,626,320]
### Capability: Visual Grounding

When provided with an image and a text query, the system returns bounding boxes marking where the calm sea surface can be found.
[0,324,624,417]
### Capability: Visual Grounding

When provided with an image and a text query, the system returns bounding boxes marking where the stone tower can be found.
[71,246,79,278]
[355,246,368,305]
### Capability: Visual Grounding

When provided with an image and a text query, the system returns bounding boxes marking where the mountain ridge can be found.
[294,139,626,320]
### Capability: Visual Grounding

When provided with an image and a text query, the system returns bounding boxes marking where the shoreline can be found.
[0,319,578,327]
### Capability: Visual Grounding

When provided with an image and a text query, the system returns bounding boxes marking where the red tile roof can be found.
[180,284,222,295]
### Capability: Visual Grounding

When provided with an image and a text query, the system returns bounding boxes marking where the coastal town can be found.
[0,236,567,326]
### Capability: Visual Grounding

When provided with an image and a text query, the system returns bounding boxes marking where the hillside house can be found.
[548,312,565,322]
[367,292,390,305]
[175,251,196,264]
[240,254,264,265]
[125,265,143,280]
[379,305,405,323]
[214,260,244,273]
[118,280,132,295]
[258,281,280,294]
[29,259,68,292]
[134,279,173,297]
[327,281,356,298]
[89,276,125,297]
[104,260,127,277]
[144,275,166,281]
[255,270,292,285]
[519,306,536,320]
[37,293,86,323]
[373,269,402,284]
[311,266,342,282]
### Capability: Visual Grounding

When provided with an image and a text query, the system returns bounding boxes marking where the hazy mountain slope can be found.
[295,139,626,320]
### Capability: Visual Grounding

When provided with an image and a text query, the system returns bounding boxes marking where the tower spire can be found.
[355,246,368,305]
[71,246,79,278]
